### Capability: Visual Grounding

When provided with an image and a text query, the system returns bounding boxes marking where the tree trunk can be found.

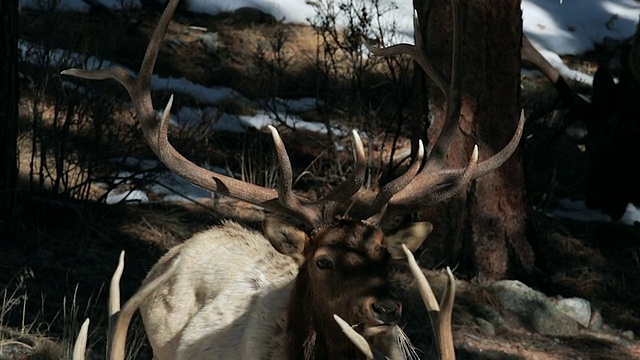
[416,0,533,281]
[0,0,19,242]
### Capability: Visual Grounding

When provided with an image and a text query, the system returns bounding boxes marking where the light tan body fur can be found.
[140,221,299,360]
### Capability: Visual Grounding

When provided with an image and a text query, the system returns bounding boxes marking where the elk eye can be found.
[316,258,333,270]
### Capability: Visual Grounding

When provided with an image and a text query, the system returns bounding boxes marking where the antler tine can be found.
[402,244,456,360]
[364,9,449,98]
[267,125,304,215]
[268,126,367,227]
[72,318,90,360]
[438,267,456,360]
[106,250,125,359]
[107,251,125,360]
[333,315,386,360]
[314,130,367,223]
[402,244,438,312]
[108,254,181,360]
[385,111,523,218]
[108,251,125,319]
[365,140,424,224]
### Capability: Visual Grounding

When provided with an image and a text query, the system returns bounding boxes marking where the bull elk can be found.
[62,0,523,358]
[72,248,453,360]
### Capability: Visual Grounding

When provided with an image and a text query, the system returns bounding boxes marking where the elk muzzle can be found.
[360,297,402,337]
[371,299,401,324]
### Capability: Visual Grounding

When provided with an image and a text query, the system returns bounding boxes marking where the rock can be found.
[474,317,495,336]
[475,303,504,327]
[554,297,592,327]
[588,308,603,330]
[622,330,635,341]
[486,280,580,336]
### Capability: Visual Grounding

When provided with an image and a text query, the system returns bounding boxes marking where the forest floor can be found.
[2,4,640,360]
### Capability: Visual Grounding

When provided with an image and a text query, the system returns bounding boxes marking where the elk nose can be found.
[371,300,401,324]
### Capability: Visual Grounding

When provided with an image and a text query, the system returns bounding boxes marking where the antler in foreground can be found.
[72,319,90,360]
[72,251,179,360]
[335,244,456,360]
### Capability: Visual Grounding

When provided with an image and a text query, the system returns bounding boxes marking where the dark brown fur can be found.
[286,219,399,360]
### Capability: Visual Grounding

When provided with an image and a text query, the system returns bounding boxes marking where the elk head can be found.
[264,216,433,358]
[335,244,457,360]
[61,0,523,357]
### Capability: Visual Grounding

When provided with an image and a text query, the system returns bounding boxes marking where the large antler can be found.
[72,251,179,360]
[61,0,366,229]
[362,0,524,223]
[108,252,180,360]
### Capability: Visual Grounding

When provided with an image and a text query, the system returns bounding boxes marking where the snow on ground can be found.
[549,199,640,226]
[523,0,640,84]
[19,0,640,54]
[18,0,640,223]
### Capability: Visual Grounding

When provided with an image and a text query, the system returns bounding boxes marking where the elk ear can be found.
[382,222,433,260]
[263,216,308,264]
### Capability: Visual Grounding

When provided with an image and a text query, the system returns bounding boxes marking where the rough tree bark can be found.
[0,0,19,242]
[414,0,533,281]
